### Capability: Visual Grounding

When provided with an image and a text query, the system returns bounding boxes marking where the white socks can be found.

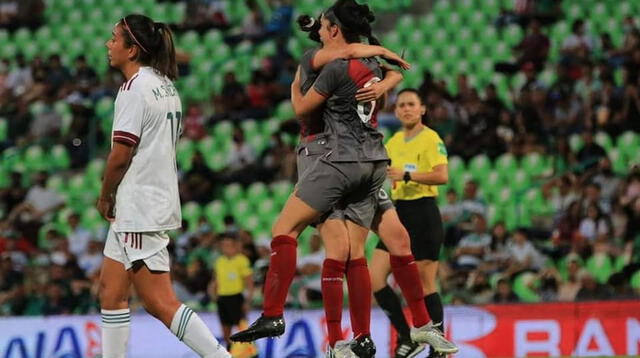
[101,308,131,358]
[170,304,231,358]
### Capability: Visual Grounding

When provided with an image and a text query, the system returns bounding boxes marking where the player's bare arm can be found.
[291,67,327,117]
[97,142,135,221]
[356,66,404,103]
[312,43,410,71]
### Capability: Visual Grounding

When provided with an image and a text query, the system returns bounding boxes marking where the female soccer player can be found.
[370,88,451,358]
[98,14,230,358]
[297,14,457,358]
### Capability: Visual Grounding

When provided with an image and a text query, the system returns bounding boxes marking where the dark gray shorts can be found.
[296,156,388,229]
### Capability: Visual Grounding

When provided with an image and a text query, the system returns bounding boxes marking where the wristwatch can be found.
[403,171,411,183]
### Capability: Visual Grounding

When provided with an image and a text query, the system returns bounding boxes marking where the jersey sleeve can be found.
[425,131,448,167]
[113,89,145,146]
[313,60,345,97]
[301,47,320,75]
[239,255,253,277]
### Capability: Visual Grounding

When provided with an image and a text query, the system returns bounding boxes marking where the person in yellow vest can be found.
[370,88,450,358]
[209,234,254,349]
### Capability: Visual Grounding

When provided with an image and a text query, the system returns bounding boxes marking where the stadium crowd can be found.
[1,0,640,317]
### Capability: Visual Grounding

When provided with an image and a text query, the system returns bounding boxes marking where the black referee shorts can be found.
[376,197,444,261]
[217,293,245,326]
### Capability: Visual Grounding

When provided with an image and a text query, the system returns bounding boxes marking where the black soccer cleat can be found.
[395,340,425,358]
[229,315,285,342]
[350,334,376,358]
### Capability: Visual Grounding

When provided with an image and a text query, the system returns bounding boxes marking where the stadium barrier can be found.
[1,300,639,357]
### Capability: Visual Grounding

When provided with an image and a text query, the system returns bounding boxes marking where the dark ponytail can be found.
[324,0,402,68]
[119,14,178,80]
[297,14,321,43]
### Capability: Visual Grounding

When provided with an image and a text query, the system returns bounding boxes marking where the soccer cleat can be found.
[395,340,426,358]
[229,315,285,342]
[327,340,358,358]
[410,322,458,353]
[427,350,447,358]
[350,334,376,358]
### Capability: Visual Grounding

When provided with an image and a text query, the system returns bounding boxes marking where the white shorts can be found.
[103,226,171,272]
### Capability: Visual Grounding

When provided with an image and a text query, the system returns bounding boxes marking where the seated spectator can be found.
[575,271,612,301]
[578,204,610,244]
[493,278,519,303]
[504,228,544,276]
[221,126,257,185]
[182,104,207,141]
[46,54,71,95]
[213,72,248,121]
[0,171,27,214]
[576,131,607,171]
[0,0,44,30]
[8,171,64,243]
[77,239,103,278]
[468,271,494,305]
[561,19,594,63]
[66,213,91,258]
[453,214,491,270]
[441,189,463,228]
[180,151,216,204]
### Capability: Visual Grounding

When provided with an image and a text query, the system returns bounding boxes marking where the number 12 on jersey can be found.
[167,111,182,146]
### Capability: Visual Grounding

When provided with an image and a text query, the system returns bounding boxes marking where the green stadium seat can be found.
[513,272,540,303]
[569,133,583,152]
[46,174,66,194]
[223,183,245,203]
[24,145,46,171]
[595,131,613,152]
[586,253,613,284]
[469,154,492,179]
[182,201,202,227]
[204,200,226,224]
[617,130,639,159]
[0,117,6,142]
[50,144,70,170]
[246,182,268,203]
[270,180,293,206]
[521,152,547,177]
[176,138,195,171]
[230,199,251,218]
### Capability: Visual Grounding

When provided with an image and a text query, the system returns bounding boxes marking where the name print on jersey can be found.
[152,83,178,101]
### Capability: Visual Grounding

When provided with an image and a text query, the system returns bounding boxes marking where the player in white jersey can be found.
[97,14,230,358]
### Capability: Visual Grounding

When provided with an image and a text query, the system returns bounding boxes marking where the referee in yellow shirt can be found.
[209,234,254,349]
[372,88,449,358]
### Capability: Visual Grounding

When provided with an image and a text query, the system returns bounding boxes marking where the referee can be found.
[370,88,449,358]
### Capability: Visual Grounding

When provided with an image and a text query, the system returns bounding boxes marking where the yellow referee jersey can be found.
[214,254,252,296]
[385,126,448,200]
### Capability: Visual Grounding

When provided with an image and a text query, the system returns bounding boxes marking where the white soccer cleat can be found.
[410,322,458,354]
[326,340,358,358]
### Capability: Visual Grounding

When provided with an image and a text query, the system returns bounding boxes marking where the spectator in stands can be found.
[213,72,248,121]
[66,213,91,258]
[182,0,228,32]
[576,271,612,301]
[246,70,273,118]
[77,239,103,278]
[561,19,594,63]
[576,131,607,170]
[46,54,71,95]
[296,231,324,307]
[182,103,207,141]
[504,228,544,276]
[4,53,32,100]
[71,55,98,93]
[222,126,257,185]
[0,171,27,214]
[468,270,494,304]
[180,151,216,204]
[441,189,463,230]
[492,278,519,303]
[453,214,491,270]
[224,0,264,45]
[8,171,64,243]
[27,89,62,142]
[498,18,550,75]
[260,133,296,182]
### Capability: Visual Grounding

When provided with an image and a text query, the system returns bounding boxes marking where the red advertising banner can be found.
[441,300,640,357]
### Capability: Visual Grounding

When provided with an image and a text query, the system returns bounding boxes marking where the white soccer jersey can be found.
[111,66,182,232]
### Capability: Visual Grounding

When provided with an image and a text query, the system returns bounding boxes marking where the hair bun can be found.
[297,15,316,31]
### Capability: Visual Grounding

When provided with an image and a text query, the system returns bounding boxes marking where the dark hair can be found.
[323,0,402,68]
[397,88,424,104]
[297,14,321,43]
[119,14,177,80]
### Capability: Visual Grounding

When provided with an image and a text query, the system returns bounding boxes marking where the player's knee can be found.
[384,227,411,256]
[325,240,350,261]
[99,281,127,309]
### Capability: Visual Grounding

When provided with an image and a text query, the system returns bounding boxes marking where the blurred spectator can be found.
[0,0,44,30]
[221,126,257,185]
[213,72,248,121]
[561,19,594,63]
[182,104,208,141]
[453,214,491,270]
[0,171,27,214]
[468,271,494,304]
[578,203,610,244]
[296,231,324,307]
[260,133,296,182]
[46,54,71,95]
[77,239,102,278]
[182,0,228,32]
[575,271,612,301]
[224,0,264,45]
[493,278,519,303]
[4,53,32,99]
[441,189,463,229]
[66,213,91,258]
[497,18,550,75]
[8,171,64,243]
[504,228,544,276]
[180,151,216,204]
[576,131,607,170]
